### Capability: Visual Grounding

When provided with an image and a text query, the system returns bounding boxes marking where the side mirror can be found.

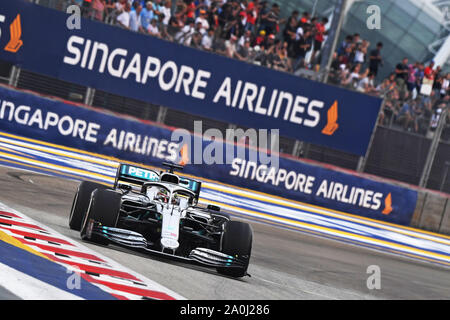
[118,184,132,191]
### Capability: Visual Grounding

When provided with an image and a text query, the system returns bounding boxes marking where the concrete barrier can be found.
[438,197,450,235]
[411,189,450,235]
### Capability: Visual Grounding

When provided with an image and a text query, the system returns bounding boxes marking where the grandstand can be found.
[1,0,449,192]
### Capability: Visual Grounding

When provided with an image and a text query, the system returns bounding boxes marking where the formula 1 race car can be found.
[68,162,252,278]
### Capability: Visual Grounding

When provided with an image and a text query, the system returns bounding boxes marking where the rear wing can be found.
[179,177,202,202]
[114,164,160,188]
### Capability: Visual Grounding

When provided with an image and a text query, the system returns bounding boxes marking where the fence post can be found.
[440,161,450,192]
[292,140,301,157]
[8,66,20,87]
[356,98,385,172]
[156,106,168,124]
[84,87,95,106]
[321,0,348,83]
[420,107,449,188]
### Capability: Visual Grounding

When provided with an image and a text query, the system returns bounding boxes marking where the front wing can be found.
[84,219,249,271]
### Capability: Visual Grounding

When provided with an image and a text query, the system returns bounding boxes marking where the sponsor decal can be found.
[4,14,23,53]
[121,165,159,182]
[321,101,339,136]
[382,193,393,215]
[0,86,417,225]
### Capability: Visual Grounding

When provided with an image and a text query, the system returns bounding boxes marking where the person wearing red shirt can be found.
[246,2,257,31]
[424,61,435,80]
[186,0,196,19]
[312,17,328,62]
[299,11,310,27]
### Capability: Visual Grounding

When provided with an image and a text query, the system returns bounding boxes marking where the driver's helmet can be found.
[171,193,180,206]
[156,188,169,203]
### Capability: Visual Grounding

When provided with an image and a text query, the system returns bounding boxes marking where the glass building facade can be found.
[277,0,450,80]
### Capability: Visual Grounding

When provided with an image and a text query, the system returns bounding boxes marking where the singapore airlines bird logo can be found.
[5,14,23,53]
[321,100,339,136]
[178,144,190,166]
[382,193,393,215]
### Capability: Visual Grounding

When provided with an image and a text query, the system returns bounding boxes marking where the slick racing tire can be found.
[80,189,122,245]
[217,221,252,278]
[69,181,108,231]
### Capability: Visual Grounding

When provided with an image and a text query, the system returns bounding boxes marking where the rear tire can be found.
[217,221,252,278]
[69,181,108,231]
[80,189,122,245]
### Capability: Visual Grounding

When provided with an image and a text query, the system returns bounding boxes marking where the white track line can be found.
[0,262,83,300]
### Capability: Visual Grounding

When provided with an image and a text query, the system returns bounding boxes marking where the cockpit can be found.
[145,183,195,209]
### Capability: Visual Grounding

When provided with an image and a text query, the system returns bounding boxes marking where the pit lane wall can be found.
[2,85,449,234]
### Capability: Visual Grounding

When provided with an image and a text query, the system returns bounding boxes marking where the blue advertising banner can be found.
[0,0,382,156]
[0,86,417,225]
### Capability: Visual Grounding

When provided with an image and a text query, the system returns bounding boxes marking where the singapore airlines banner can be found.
[0,86,417,225]
[0,0,382,156]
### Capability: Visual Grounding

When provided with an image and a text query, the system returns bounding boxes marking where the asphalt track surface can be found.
[0,165,449,300]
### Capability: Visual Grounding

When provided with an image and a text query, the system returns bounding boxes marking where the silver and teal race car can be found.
[68,162,252,278]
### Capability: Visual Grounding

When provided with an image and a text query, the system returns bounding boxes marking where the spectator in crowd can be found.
[368,42,383,76]
[147,17,161,37]
[337,35,352,56]
[165,15,179,40]
[237,40,252,60]
[175,18,196,45]
[260,3,283,35]
[129,2,144,32]
[92,0,107,21]
[238,29,253,47]
[442,73,450,97]
[395,57,409,92]
[245,1,258,31]
[397,98,415,131]
[311,17,328,63]
[104,0,116,15]
[353,33,361,45]
[81,0,93,18]
[70,0,449,137]
[116,2,131,29]
[424,61,436,80]
[140,1,155,31]
[160,0,172,25]
[196,9,210,32]
[152,0,163,17]
[292,28,312,71]
[353,39,369,65]
[299,11,310,26]
[406,62,418,94]
[356,71,376,94]
[283,15,298,49]
[114,0,126,13]
[226,34,244,60]
[202,27,215,51]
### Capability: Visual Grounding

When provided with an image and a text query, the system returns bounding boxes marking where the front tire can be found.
[69,181,108,231]
[80,189,122,245]
[217,221,252,278]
